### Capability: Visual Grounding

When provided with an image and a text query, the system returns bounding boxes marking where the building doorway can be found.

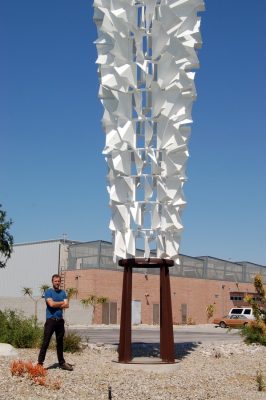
[132,300,141,325]
[153,303,160,325]
[181,303,187,324]
[102,302,117,324]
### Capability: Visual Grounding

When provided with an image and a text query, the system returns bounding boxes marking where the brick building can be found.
[61,240,266,325]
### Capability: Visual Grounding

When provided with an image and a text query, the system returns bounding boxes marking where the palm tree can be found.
[22,287,33,297]
[66,287,78,301]
[22,287,37,325]
[22,284,49,325]
[80,295,108,324]
[63,288,78,328]
[40,284,50,297]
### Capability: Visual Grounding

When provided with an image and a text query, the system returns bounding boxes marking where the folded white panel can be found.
[94,0,204,263]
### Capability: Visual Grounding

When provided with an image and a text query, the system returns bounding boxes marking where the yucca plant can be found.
[22,284,49,325]
[66,287,78,301]
[81,295,108,323]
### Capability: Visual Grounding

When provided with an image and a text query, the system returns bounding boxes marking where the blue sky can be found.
[1,0,266,265]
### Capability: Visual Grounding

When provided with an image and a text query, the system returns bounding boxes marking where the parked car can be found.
[213,314,252,328]
[228,307,255,320]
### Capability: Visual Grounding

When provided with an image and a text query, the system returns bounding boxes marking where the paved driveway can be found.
[69,324,242,345]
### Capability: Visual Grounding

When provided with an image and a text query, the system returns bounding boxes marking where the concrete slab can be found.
[112,357,179,373]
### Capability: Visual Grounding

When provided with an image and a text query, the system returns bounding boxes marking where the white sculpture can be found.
[94,0,204,263]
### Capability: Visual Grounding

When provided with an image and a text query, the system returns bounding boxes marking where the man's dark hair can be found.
[52,274,61,281]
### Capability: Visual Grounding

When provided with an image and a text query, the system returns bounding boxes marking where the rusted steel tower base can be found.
[118,258,175,363]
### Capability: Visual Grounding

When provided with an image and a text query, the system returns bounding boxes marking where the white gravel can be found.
[0,341,265,400]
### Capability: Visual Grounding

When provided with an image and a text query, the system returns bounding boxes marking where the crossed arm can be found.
[46,298,69,309]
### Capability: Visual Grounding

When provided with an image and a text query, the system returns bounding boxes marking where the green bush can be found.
[0,310,82,352]
[63,332,82,353]
[0,310,9,343]
[0,309,43,348]
[241,322,266,346]
[42,334,81,353]
[42,332,81,353]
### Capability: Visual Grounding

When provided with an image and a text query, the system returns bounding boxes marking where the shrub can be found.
[10,360,47,378]
[241,321,266,346]
[0,309,43,348]
[241,274,266,346]
[0,310,9,342]
[10,360,61,389]
[206,304,215,322]
[10,360,28,376]
[256,369,265,392]
[0,309,82,352]
[63,332,82,353]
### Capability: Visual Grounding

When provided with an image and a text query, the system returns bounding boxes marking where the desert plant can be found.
[27,362,47,378]
[242,274,266,346]
[206,304,215,322]
[80,294,97,308]
[40,284,50,297]
[22,284,49,325]
[80,295,108,323]
[0,309,43,348]
[0,310,9,343]
[256,368,265,392]
[44,333,81,353]
[63,332,82,353]
[244,274,266,322]
[10,360,27,376]
[63,287,78,327]
[66,287,78,300]
[22,287,33,297]
[10,360,46,380]
[242,321,266,346]
[10,360,60,389]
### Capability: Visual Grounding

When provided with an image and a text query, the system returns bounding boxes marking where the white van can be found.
[229,307,255,320]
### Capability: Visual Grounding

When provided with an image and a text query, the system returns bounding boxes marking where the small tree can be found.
[64,288,78,328]
[40,284,50,297]
[80,295,108,324]
[242,274,266,345]
[0,205,13,268]
[22,284,49,326]
[245,274,266,323]
[66,287,78,301]
[206,304,215,322]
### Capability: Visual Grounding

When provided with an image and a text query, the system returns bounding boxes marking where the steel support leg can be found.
[118,265,132,362]
[160,264,175,362]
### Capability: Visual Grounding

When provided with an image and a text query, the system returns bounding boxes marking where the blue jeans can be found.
[38,318,65,365]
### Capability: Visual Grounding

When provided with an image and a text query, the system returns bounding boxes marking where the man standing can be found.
[37,274,73,371]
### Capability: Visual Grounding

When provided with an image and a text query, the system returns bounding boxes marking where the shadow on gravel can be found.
[46,363,59,370]
[131,341,200,360]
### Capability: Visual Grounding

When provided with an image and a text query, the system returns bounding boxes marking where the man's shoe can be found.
[59,362,73,371]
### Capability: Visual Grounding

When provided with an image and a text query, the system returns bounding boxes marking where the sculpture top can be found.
[94,0,204,263]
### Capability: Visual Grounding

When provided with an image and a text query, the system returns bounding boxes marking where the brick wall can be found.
[64,268,258,325]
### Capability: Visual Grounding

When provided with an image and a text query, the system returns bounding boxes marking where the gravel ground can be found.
[0,341,265,400]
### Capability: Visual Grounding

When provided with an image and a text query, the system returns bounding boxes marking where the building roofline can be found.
[14,239,82,247]
[197,255,265,268]
[13,239,265,267]
[236,261,266,268]
[71,240,112,245]
[196,255,238,264]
